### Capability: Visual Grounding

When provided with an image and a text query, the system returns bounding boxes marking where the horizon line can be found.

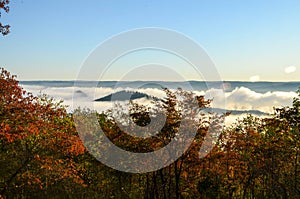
[19,80,300,83]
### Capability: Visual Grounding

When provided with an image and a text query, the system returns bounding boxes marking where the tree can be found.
[195,90,300,198]
[78,87,225,198]
[0,68,86,198]
[0,0,10,35]
[2,67,299,198]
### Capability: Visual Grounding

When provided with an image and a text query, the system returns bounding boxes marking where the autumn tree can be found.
[75,87,224,198]
[196,89,300,198]
[1,67,299,198]
[0,68,86,198]
[0,0,9,35]
[260,88,300,197]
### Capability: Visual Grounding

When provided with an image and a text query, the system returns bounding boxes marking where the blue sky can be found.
[0,0,299,81]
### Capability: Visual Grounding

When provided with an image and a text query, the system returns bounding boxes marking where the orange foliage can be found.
[0,68,86,195]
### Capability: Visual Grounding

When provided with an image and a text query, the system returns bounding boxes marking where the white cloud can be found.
[284,66,296,74]
[224,87,297,113]
[21,84,298,115]
[249,75,260,82]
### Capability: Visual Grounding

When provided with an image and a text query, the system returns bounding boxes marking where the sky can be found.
[0,0,300,81]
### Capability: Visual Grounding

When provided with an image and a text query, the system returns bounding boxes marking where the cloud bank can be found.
[21,84,297,115]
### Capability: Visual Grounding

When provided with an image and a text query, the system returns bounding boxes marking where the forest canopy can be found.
[0,68,299,198]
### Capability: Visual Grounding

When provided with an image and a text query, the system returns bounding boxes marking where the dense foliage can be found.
[0,68,86,198]
[0,68,299,198]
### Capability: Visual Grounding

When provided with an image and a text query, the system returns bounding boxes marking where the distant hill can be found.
[202,107,268,116]
[94,90,268,116]
[74,90,89,98]
[94,90,158,102]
